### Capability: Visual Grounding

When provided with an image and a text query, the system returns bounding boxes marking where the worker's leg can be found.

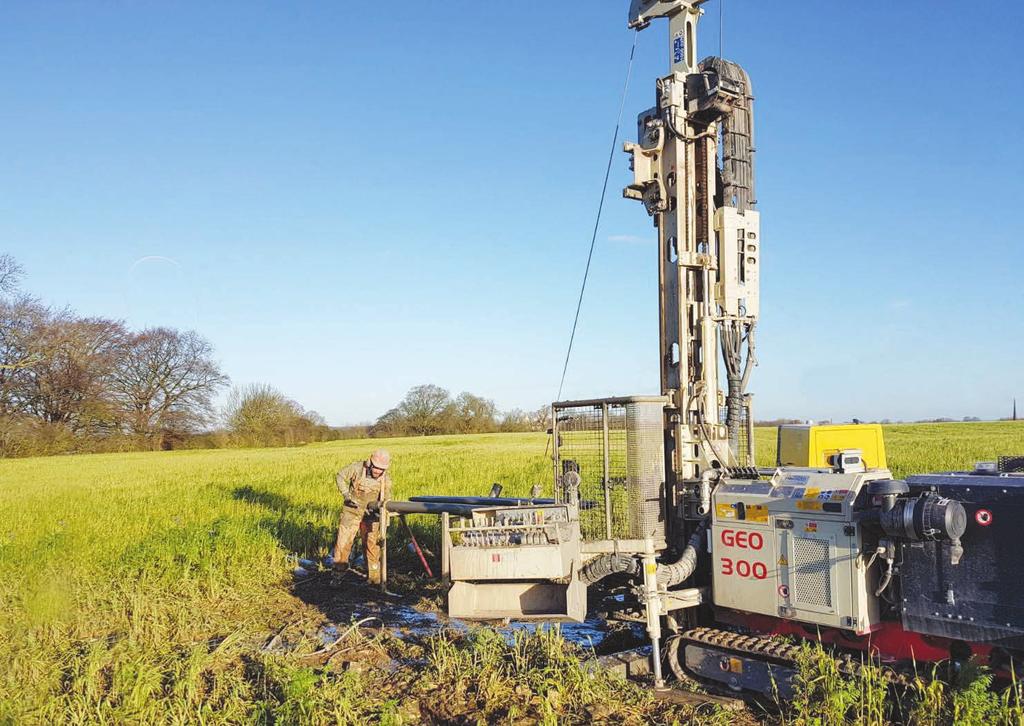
[361,517,382,584]
[332,501,367,568]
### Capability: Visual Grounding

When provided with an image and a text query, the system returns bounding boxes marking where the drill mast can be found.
[624,0,760,497]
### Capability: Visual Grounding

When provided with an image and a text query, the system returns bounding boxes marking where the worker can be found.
[332,449,393,584]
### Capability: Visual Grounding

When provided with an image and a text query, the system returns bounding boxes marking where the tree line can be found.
[0,255,550,457]
[0,255,338,457]
[370,384,550,437]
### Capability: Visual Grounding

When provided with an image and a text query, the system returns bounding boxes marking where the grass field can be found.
[2,422,1024,724]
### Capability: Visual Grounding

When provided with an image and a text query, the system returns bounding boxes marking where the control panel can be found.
[454,505,570,548]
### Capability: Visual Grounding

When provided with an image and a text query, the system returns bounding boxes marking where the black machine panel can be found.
[900,474,1024,649]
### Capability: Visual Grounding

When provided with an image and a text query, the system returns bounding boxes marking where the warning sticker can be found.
[778,555,788,566]
[716,502,768,523]
[796,500,823,511]
[830,490,850,501]
[804,487,821,500]
[727,657,744,674]
[747,504,769,523]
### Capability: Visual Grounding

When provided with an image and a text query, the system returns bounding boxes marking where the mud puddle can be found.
[290,559,643,653]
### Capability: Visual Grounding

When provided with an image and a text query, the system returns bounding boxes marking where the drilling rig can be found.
[386,0,1024,696]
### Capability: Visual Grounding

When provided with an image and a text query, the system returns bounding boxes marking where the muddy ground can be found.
[257,561,748,724]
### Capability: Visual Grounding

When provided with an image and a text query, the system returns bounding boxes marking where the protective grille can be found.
[792,537,832,609]
[625,402,666,541]
[719,396,754,467]
[553,398,666,546]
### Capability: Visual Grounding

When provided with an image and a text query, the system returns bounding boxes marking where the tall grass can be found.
[786,641,1024,726]
[425,626,729,724]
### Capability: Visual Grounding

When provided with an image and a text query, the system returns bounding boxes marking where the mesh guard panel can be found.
[553,398,666,546]
[793,537,832,609]
[625,401,666,542]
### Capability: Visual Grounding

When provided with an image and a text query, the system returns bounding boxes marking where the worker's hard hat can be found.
[370,449,391,470]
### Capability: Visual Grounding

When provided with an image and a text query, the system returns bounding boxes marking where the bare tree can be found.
[14,312,126,433]
[454,392,498,433]
[531,405,553,432]
[395,384,455,435]
[223,383,321,447]
[0,255,23,297]
[370,406,404,437]
[0,298,47,413]
[112,328,229,448]
[499,408,530,432]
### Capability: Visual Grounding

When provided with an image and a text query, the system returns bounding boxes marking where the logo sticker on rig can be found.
[672,29,685,64]
[975,509,993,526]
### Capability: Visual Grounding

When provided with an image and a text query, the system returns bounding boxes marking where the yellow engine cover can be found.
[776,424,887,470]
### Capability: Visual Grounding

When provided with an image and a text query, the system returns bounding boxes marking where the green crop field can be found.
[2,422,1024,724]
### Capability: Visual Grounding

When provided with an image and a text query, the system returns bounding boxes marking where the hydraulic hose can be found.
[656,520,709,589]
[579,552,640,585]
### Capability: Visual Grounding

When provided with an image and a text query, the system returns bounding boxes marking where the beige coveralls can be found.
[333,461,392,583]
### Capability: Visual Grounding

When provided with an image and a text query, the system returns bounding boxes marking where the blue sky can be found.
[2,1,1021,425]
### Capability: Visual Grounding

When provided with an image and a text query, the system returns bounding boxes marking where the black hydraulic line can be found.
[579,553,640,585]
[657,520,709,588]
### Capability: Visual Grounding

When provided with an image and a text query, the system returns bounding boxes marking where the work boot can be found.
[329,563,355,588]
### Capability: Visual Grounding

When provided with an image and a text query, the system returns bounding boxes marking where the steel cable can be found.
[555,29,639,402]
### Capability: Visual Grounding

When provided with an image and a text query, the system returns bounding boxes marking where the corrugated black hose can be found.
[579,552,640,585]
[656,520,709,588]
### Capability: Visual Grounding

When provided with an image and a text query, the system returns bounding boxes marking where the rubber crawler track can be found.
[668,626,910,687]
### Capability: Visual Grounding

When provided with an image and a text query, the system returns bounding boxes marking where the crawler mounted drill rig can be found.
[384,0,1024,695]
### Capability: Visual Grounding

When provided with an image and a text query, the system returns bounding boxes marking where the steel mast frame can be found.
[626,0,722,501]
[624,0,760,544]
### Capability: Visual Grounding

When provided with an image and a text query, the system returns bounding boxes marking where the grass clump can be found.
[907,661,1024,726]
[421,626,727,725]
[786,641,1024,726]
[787,643,891,725]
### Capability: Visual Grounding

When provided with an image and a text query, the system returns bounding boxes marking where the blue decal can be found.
[673,35,685,64]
